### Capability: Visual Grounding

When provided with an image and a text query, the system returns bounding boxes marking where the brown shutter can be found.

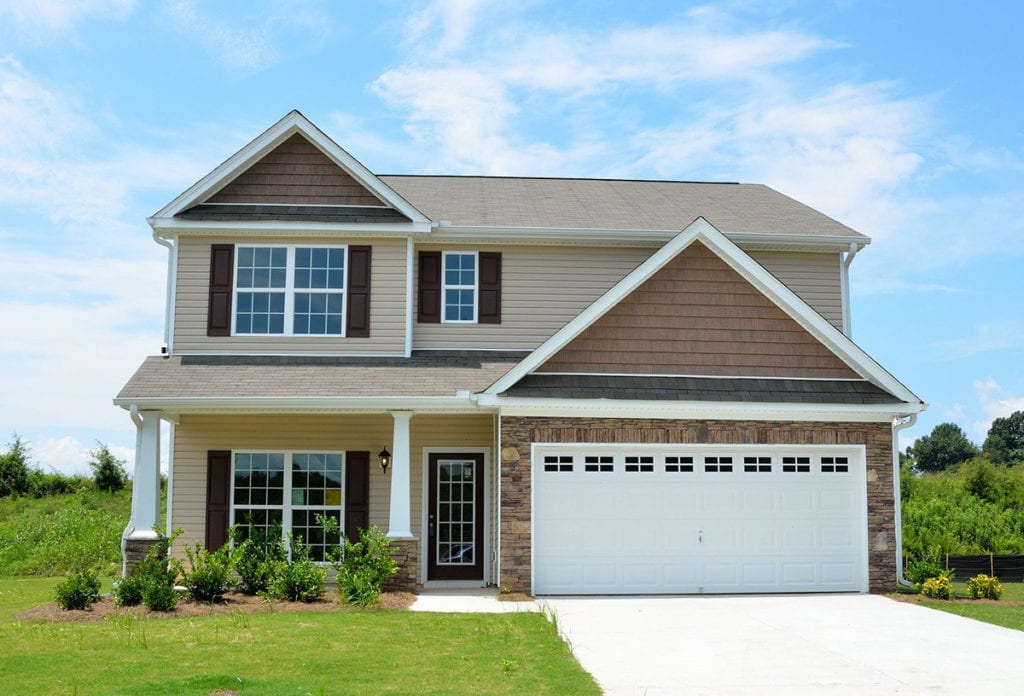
[478,251,502,324]
[346,245,372,337]
[205,450,231,551]
[344,451,370,544]
[418,251,441,323]
[207,244,234,336]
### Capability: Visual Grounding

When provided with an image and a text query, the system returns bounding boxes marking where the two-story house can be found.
[116,110,924,595]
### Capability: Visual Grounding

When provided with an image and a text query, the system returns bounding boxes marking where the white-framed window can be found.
[442,251,477,323]
[231,451,344,562]
[234,245,347,336]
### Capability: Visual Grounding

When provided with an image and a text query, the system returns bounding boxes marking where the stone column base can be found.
[385,538,420,592]
[123,537,163,577]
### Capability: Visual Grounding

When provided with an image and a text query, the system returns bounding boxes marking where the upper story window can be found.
[443,252,477,323]
[235,246,346,336]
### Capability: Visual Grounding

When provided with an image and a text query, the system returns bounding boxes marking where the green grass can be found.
[0,489,132,575]
[916,582,1024,631]
[0,577,599,695]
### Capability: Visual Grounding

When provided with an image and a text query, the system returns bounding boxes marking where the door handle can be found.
[428,513,436,537]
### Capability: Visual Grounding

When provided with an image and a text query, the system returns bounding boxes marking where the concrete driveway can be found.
[541,594,1024,695]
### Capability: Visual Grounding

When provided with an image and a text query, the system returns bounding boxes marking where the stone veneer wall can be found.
[385,538,420,592]
[498,417,895,594]
[123,538,163,576]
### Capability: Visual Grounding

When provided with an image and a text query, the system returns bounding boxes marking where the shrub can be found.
[131,530,181,611]
[88,443,128,493]
[26,469,91,498]
[966,573,1003,600]
[142,577,178,611]
[334,525,399,606]
[114,574,145,607]
[229,522,287,595]
[905,557,946,586]
[0,435,30,497]
[180,541,233,603]
[55,569,102,610]
[921,574,953,600]
[266,534,325,602]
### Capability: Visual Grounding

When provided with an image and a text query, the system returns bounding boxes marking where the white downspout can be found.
[152,230,176,355]
[892,413,918,587]
[841,242,861,338]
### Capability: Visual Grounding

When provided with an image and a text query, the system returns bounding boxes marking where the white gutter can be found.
[841,242,862,338]
[892,413,918,587]
[113,395,484,414]
[151,230,176,354]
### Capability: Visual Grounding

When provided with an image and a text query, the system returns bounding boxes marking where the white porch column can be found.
[125,408,162,541]
[386,411,414,538]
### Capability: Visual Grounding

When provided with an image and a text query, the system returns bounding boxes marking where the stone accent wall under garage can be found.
[498,417,894,594]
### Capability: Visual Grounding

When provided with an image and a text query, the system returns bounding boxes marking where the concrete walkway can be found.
[541,594,1024,695]
[410,588,541,613]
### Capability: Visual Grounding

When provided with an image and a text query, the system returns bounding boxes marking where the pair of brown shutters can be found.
[418,251,501,324]
[207,244,372,337]
[205,450,370,550]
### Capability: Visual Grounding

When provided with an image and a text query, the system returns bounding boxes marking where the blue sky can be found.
[1,0,1021,474]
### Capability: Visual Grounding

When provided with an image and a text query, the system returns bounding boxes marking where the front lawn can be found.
[0,577,599,696]
[906,582,1024,632]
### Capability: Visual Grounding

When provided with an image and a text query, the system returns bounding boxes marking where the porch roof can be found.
[116,352,524,402]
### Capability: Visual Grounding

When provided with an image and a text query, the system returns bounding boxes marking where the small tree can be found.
[0,434,30,497]
[89,443,128,492]
[983,411,1024,465]
[906,422,979,473]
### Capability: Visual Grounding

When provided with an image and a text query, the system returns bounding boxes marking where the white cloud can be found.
[161,0,331,73]
[29,436,133,477]
[971,378,1024,441]
[928,322,1024,362]
[0,0,134,40]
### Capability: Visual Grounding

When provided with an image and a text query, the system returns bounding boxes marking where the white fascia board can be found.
[485,217,921,405]
[114,395,488,414]
[476,394,925,423]
[151,111,430,224]
[428,224,869,251]
[149,218,432,237]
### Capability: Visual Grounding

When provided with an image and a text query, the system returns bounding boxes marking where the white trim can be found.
[152,219,432,236]
[165,421,175,537]
[170,351,409,358]
[115,395,487,414]
[420,446,491,587]
[533,371,868,382]
[405,237,414,358]
[478,394,924,423]
[167,239,178,354]
[485,217,921,405]
[150,110,429,224]
[428,225,868,251]
[412,347,533,354]
[197,202,395,209]
[387,412,414,539]
[441,250,479,323]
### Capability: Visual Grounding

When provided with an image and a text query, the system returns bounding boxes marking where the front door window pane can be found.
[437,460,475,565]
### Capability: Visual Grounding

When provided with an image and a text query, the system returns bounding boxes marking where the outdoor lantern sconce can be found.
[378,447,392,474]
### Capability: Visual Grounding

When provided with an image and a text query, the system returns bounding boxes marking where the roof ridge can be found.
[378,174,742,185]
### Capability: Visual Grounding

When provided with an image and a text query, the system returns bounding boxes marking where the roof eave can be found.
[149,217,433,237]
[114,395,485,415]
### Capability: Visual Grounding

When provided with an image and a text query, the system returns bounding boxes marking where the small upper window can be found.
[235,245,346,336]
[443,252,477,323]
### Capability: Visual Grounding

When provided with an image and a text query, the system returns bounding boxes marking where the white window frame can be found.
[233,244,348,337]
[229,450,346,563]
[441,250,479,324]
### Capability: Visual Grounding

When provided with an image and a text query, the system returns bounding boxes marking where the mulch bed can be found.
[16,591,417,623]
[889,592,1023,606]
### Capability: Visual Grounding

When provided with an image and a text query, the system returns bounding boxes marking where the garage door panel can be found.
[533,446,867,595]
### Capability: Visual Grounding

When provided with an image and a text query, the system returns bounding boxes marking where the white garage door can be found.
[533,445,868,595]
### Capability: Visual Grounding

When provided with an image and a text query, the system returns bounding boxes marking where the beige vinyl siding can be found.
[173,237,406,354]
[414,244,654,350]
[751,251,843,330]
[413,244,844,350]
[171,413,495,562]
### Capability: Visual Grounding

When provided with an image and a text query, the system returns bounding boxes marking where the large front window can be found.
[234,246,346,336]
[232,451,343,562]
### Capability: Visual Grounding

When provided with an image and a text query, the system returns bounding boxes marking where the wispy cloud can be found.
[971,378,1024,441]
[928,322,1024,362]
[161,0,332,74]
[0,0,134,41]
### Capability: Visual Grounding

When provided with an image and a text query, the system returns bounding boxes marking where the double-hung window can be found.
[234,245,346,336]
[232,451,343,562]
[443,251,477,323]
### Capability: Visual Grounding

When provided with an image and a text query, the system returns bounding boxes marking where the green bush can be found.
[334,525,399,606]
[966,573,1003,600]
[142,577,178,611]
[131,530,181,611]
[26,470,91,498]
[265,534,325,603]
[89,444,128,493]
[179,541,233,602]
[55,569,102,610]
[905,556,946,586]
[921,574,953,599]
[229,522,288,595]
[0,435,30,498]
[113,574,145,607]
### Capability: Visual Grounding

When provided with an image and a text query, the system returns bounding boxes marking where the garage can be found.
[532,444,868,595]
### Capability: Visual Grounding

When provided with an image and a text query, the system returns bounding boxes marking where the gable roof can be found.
[485,217,922,406]
[150,110,430,227]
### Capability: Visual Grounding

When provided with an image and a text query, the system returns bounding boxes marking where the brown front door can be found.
[427,452,485,581]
